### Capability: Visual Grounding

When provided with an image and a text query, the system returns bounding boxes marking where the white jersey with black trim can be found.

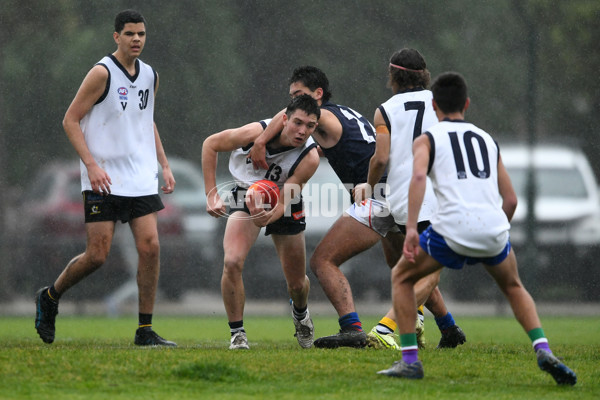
[229,136,316,189]
[378,88,438,225]
[426,120,510,257]
[79,54,158,196]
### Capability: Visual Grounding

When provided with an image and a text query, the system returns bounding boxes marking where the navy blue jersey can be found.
[320,102,387,189]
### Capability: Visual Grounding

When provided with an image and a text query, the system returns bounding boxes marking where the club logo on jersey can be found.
[118,87,128,110]
[292,210,305,220]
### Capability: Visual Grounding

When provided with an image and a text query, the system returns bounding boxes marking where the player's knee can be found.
[500,277,525,295]
[310,246,338,276]
[85,249,109,269]
[422,271,440,289]
[287,278,306,294]
[223,256,244,276]
[391,263,418,286]
[309,252,323,276]
[84,237,111,268]
[137,238,160,263]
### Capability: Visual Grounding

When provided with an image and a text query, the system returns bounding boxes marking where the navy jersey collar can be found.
[397,86,426,94]
[108,54,140,82]
[442,117,466,123]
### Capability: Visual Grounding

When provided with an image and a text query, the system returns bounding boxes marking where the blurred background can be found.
[1,0,599,314]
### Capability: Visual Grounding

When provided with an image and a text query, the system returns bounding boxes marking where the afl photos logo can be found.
[118,87,128,110]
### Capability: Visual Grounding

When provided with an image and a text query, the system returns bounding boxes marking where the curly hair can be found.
[388,48,431,90]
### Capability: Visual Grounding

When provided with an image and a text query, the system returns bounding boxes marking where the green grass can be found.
[1,316,598,399]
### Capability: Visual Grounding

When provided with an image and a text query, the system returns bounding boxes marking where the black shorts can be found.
[229,186,306,236]
[83,191,165,223]
[397,220,432,235]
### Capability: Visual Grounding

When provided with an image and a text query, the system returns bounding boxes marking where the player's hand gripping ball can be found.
[247,179,280,209]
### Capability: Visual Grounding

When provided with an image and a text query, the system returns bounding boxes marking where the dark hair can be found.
[288,66,332,103]
[388,48,431,90]
[431,72,468,113]
[285,94,321,120]
[114,10,146,33]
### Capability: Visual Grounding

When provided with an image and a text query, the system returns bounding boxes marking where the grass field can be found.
[0,315,598,399]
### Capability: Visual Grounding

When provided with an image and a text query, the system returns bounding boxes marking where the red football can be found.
[248,179,280,209]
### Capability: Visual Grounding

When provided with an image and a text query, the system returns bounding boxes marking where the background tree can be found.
[2,0,598,183]
[1,0,598,299]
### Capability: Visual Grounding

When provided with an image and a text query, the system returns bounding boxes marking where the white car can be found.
[160,157,221,242]
[158,157,225,297]
[438,143,600,302]
[501,143,600,246]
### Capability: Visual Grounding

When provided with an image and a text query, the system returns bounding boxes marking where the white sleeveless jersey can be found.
[379,89,438,224]
[79,55,158,196]
[229,135,317,189]
[426,121,510,256]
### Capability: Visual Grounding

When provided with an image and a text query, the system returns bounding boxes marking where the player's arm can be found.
[152,74,175,194]
[353,108,389,202]
[403,134,430,263]
[63,64,112,194]
[249,147,320,227]
[248,109,286,170]
[154,122,175,194]
[310,108,343,148]
[202,122,264,217]
[281,146,320,210]
[497,153,518,222]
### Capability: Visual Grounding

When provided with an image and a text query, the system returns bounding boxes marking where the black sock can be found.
[292,303,307,320]
[139,313,153,328]
[229,320,244,336]
[48,285,61,302]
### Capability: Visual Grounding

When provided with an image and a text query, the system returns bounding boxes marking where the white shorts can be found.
[344,198,400,237]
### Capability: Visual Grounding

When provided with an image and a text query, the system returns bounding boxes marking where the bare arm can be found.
[154,122,175,194]
[353,109,389,202]
[248,109,286,170]
[309,109,343,148]
[152,75,175,194]
[201,122,265,217]
[63,65,112,194]
[497,154,518,221]
[403,134,430,263]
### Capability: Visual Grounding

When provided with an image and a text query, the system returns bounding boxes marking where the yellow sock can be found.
[378,316,397,332]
